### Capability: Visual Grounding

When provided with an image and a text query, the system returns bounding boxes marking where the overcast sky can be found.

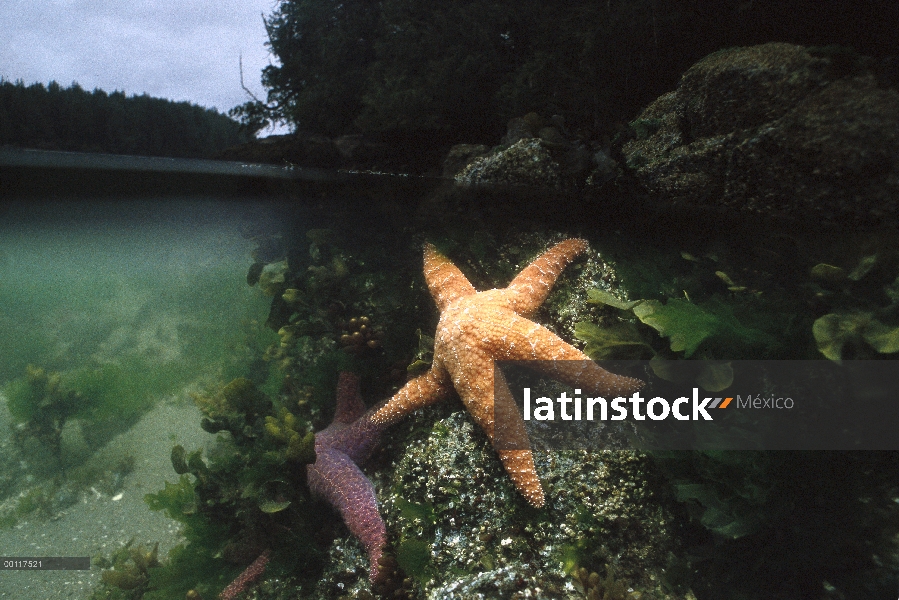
[1,0,282,117]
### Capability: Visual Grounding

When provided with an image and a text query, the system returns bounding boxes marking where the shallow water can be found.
[0,196,276,598]
[0,154,897,600]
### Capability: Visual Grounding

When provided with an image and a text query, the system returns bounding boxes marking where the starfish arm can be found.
[370,364,453,426]
[497,449,545,507]
[424,243,477,312]
[504,238,588,316]
[307,448,386,583]
[493,369,545,507]
[535,358,644,397]
[332,372,366,424]
[441,348,546,507]
[326,410,388,465]
[489,310,644,396]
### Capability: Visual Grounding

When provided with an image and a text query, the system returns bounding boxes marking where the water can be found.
[0,153,897,599]
[0,195,274,598]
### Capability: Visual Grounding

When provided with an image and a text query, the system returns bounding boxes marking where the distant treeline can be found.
[0,79,249,158]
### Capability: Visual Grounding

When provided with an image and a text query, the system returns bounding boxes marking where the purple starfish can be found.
[306,372,388,583]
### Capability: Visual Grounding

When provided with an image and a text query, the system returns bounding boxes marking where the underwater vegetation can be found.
[812,311,899,361]
[579,288,773,357]
[5,365,80,466]
[571,565,641,600]
[171,378,317,586]
[808,249,899,361]
[575,288,774,392]
[3,358,198,470]
[0,362,154,530]
[574,226,899,368]
[654,450,899,599]
[243,225,447,433]
[80,204,899,600]
[89,374,323,599]
[96,540,161,595]
[113,366,408,599]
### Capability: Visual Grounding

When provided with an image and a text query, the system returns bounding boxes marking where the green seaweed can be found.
[138,372,326,599]
[396,538,431,579]
[4,365,79,462]
[648,359,734,393]
[145,475,199,524]
[654,450,776,541]
[587,290,773,358]
[634,298,771,358]
[674,482,763,539]
[812,312,899,361]
[99,540,160,594]
[406,329,435,374]
[573,320,653,360]
[143,543,233,600]
[392,497,439,584]
[395,497,437,525]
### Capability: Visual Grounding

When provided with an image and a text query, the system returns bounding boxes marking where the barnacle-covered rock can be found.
[442,144,489,178]
[455,138,562,188]
[622,43,899,225]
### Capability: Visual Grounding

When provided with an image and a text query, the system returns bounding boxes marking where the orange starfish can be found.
[372,239,644,507]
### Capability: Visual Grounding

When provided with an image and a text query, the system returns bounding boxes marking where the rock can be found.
[586,148,621,185]
[442,143,489,178]
[560,144,593,176]
[621,43,899,225]
[537,126,569,148]
[379,409,676,599]
[454,138,562,188]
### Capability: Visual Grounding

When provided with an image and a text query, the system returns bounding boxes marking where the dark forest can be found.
[0,79,247,158]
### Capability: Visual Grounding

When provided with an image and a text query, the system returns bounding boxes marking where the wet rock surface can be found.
[621,43,899,225]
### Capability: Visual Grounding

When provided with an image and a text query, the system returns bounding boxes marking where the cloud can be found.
[0,0,280,112]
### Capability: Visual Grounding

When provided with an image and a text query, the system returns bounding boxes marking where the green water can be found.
[0,170,897,600]
[0,199,273,383]
[0,198,282,598]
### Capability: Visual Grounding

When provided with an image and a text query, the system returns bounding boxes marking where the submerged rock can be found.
[622,43,899,225]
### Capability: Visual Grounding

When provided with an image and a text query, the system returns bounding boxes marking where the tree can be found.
[259,0,899,142]
[0,79,248,158]
[262,0,379,135]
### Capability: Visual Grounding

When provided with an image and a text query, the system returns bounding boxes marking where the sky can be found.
[1,0,283,120]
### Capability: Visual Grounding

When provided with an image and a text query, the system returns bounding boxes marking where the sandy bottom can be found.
[0,400,215,599]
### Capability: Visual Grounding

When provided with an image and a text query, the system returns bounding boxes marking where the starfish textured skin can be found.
[371,239,644,507]
[306,372,387,583]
